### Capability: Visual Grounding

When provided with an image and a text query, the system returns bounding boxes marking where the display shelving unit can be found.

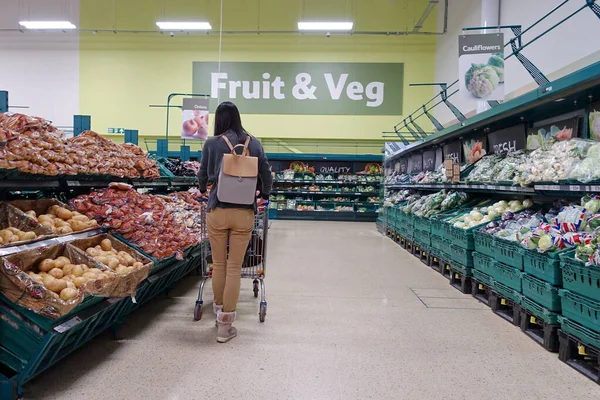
[381,60,600,384]
[0,173,201,400]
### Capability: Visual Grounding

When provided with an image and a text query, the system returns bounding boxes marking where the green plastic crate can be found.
[473,269,494,287]
[413,215,431,233]
[451,262,473,277]
[448,225,476,249]
[559,290,600,333]
[492,280,522,304]
[448,244,474,267]
[522,274,561,312]
[431,218,451,238]
[560,251,600,302]
[520,296,559,325]
[490,261,522,292]
[522,248,565,286]
[413,228,431,247]
[494,237,524,270]
[558,315,600,350]
[473,231,495,258]
[473,251,495,276]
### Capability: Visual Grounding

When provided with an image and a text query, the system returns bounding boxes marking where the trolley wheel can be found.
[259,303,267,323]
[253,280,259,298]
[193,303,203,321]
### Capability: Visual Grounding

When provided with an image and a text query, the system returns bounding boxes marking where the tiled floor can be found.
[26,221,599,399]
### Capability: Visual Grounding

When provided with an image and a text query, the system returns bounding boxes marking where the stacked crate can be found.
[517,247,564,350]
[557,251,600,381]
[472,235,496,305]
[445,217,478,293]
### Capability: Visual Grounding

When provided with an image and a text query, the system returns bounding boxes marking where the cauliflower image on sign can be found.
[465,64,500,98]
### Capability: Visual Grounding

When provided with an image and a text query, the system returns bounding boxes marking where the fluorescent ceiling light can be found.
[19,21,76,30]
[156,21,212,30]
[298,21,353,31]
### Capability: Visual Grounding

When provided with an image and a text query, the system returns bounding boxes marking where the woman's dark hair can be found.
[214,101,248,139]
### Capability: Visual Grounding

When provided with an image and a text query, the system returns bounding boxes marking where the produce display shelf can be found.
[560,252,600,301]
[522,274,561,313]
[385,182,600,197]
[559,290,600,333]
[271,190,377,196]
[274,179,380,185]
[0,247,203,400]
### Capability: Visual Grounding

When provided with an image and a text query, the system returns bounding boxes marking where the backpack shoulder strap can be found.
[221,135,235,152]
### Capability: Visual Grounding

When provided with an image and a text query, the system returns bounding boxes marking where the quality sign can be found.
[192,62,404,115]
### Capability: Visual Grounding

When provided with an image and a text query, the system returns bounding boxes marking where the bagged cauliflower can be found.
[465,64,500,98]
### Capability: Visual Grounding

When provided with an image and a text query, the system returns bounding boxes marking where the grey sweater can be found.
[198,132,273,211]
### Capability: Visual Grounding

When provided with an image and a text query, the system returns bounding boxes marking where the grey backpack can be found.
[216,136,258,205]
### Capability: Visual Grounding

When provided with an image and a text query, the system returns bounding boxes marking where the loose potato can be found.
[73,277,87,288]
[8,235,19,243]
[54,219,68,228]
[48,205,60,215]
[21,231,37,240]
[86,248,100,257]
[71,214,88,222]
[71,264,84,277]
[0,230,11,241]
[0,237,4,245]
[7,227,19,233]
[82,272,97,280]
[38,214,54,224]
[55,207,73,220]
[132,261,144,269]
[115,265,129,275]
[47,278,68,294]
[101,239,113,251]
[65,281,75,289]
[25,210,37,219]
[39,259,55,272]
[95,255,109,265]
[48,268,64,279]
[69,220,88,231]
[107,258,119,270]
[56,226,73,235]
[59,288,78,301]
[41,221,55,230]
[62,264,74,275]
[88,268,102,275]
[96,273,109,280]
[27,271,43,284]
[42,274,55,287]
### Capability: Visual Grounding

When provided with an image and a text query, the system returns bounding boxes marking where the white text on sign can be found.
[211,72,384,107]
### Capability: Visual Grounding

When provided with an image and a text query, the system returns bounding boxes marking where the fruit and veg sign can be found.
[181,98,210,140]
[459,33,504,101]
[192,62,404,115]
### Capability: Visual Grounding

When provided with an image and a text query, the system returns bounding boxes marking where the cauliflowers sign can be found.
[458,33,505,101]
[192,62,404,115]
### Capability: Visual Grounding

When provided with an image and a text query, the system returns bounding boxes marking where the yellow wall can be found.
[79,0,437,142]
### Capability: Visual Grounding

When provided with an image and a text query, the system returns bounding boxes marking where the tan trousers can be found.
[207,207,254,312]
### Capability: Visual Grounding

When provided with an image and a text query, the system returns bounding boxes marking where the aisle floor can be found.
[27,221,599,399]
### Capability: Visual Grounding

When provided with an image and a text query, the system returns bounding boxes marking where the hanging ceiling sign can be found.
[192,62,404,115]
[423,150,436,172]
[458,33,505,102]
[488,124,526,154]
[181,98,210,140]
[443,140,462,164]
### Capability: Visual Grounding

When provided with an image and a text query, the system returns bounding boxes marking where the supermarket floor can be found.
[26,221,599,400]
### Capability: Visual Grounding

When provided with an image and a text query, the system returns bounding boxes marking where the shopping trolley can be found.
[194,206,269,322]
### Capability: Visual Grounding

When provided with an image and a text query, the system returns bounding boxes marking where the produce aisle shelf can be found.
[380,61,600,385]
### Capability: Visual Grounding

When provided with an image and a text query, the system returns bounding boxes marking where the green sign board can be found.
[192,62,404,115]
[108,128,125,134]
